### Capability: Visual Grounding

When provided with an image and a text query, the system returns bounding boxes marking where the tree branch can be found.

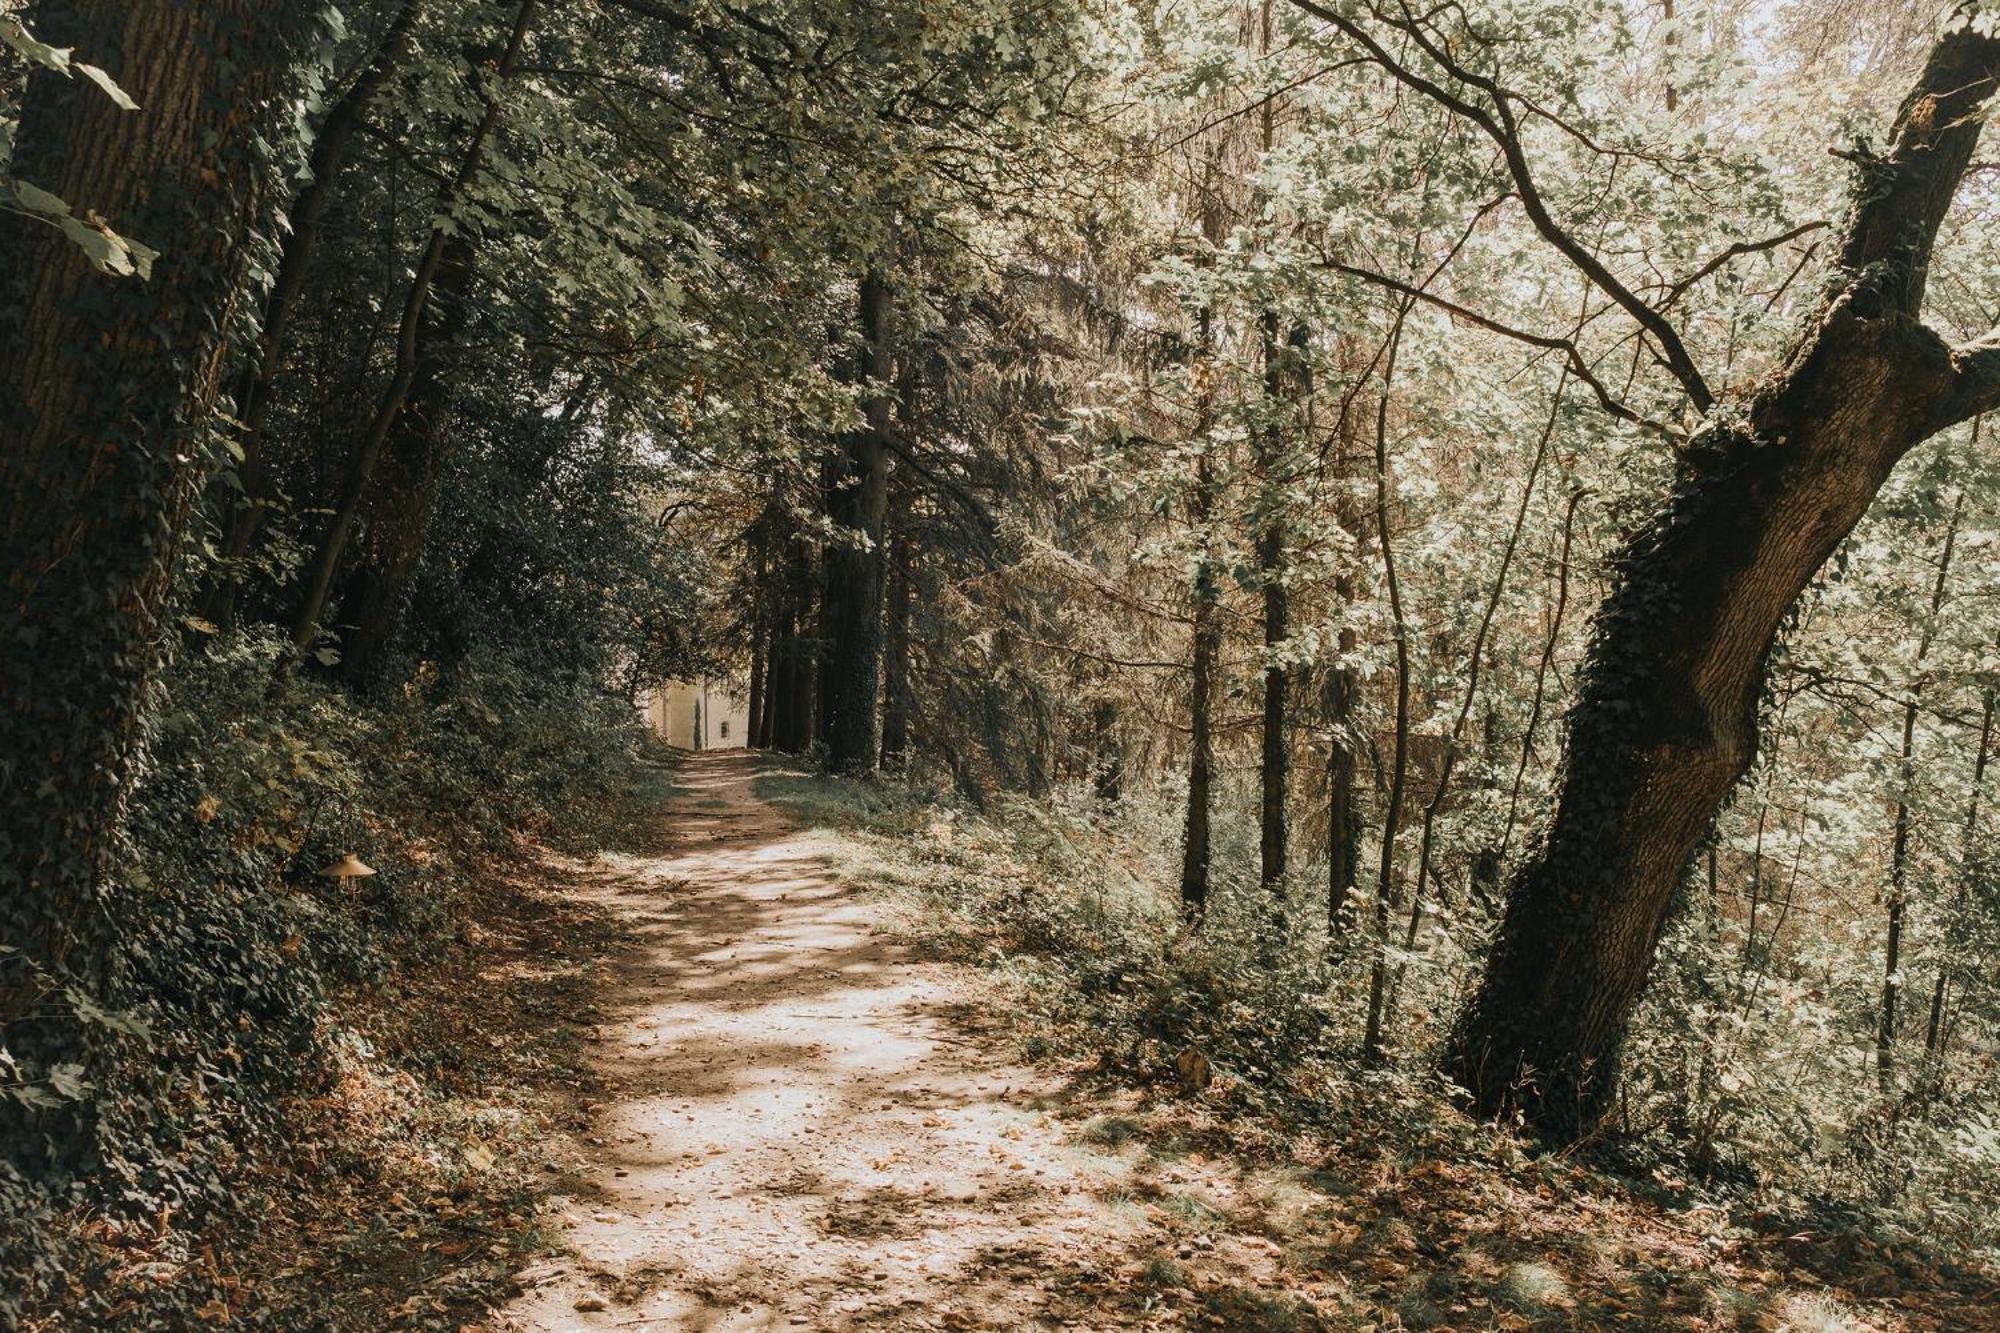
[1316,254,1664,432]
[1938,330,2000,431]
[1660,220,1831,310]
[1837,12,2000,320]
[1282,0,1715,412]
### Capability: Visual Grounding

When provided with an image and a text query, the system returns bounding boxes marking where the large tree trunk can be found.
[1444,26,2000,1138]
[336,232,479,688]
[0,0,331,1102]
[197,0,425,630]
[821,270,895,772]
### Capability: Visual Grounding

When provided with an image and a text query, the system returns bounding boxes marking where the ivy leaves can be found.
[0,7,156,276]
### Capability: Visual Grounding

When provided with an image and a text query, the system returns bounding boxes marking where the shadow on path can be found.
[498,751,1281,1332]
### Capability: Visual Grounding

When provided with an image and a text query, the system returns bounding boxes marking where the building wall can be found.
[644,678,751,750]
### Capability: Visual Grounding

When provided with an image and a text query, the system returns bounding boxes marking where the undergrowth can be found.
[2,629,653,1329]
[757,763,2000,1331]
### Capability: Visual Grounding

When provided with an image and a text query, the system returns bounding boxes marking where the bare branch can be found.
[1660,220,1831,310]
[1282,0,1716,411]
[1938,330,2000,431]
[1315,254,1666,432]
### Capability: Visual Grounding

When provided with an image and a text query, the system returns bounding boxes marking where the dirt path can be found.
[498,751,1283,1332]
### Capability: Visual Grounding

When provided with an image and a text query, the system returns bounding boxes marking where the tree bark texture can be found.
[0,0,333,1128]
[1444,25,2000,1138]
[820,270,895,772]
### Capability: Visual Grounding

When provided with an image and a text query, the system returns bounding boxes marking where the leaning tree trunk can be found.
[0,0,332,1113]
[288,0,536,661]
[337,232,478,689]
[821,269,895,772]
[197,0,425,630]
[1444,24,2000,1139]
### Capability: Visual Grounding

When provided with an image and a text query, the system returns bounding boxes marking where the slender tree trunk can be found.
[0,0,332,1120]
[1091,698,1124,806]
[1397,373,1563,984]
[787,541,817,752]
[288,0,537,661]
[879,529,912,770]
[761,531,795,751]
[763,582,791,751]
[1324,336,1370,936]
[1927,685,1993,1063]
[1363,310,1412,1061]
[197,0,424,629]
[821,269,895,772]
[1179,306,1221,923]
[757,619,784,749]
[1444,30,2000,1139]
[336,232,478,688]
[1494,485,1588,870]
[747,526,769,750]
[1879,495,1961,1091]
[1325,640,1362,928]
[1258,310,1293,897]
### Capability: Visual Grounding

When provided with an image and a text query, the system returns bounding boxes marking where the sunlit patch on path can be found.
[497,751,1278,1331]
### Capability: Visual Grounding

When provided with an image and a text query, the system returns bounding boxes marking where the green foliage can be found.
[0,626,646,1324]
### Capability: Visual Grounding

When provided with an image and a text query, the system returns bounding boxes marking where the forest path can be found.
[499,750,1278,1332]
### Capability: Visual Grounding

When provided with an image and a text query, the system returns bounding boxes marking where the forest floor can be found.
[478,750,1998,1333]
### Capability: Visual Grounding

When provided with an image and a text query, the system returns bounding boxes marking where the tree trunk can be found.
[1399,371,1562,980]
[1091,698,1124,806]
[786,541,817,752]
[1494,485,1588,871]
[288,0,537,661]
[1324,335,1369,936]
[1258,311,1293,896]
[0,0,331,1110]
[1927,685,1994,1065]
[336,232,478,688]
[1178,306,1221,923]
[197,0,425,629]
[747,528,769,750]
[1364,311,1412,1061]
[880,528,912,770]
[1325,647,1362,927]
[1444,28,2000,1139]
[1878,495,1961,1091]
[821,269,895,772]
[759,545,790,751]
